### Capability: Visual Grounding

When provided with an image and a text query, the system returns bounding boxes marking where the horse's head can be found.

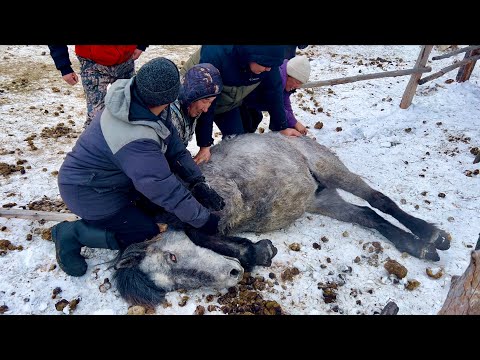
[113,231,244,306]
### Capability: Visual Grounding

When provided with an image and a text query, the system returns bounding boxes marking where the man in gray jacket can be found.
[51,57,224,277]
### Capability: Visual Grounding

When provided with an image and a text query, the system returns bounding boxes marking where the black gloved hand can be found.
[197,213,220,235]
[191,180,225,211]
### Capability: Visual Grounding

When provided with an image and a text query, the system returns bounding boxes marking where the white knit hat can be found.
[286,55,311,84]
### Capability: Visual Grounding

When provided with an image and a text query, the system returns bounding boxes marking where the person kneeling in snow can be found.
[181,45,304,165]
[241,55,312,136]
[51,58,224,277]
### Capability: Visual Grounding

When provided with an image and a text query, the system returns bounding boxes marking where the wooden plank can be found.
[418,54,480,85]
[400,45,434,109]
[301,67,431,89]
[432,45,480,60]
[0,209,79,222]
[457,48,480,82]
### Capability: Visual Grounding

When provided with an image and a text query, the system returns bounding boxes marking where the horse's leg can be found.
[308,159,450,251]
[154,212,277,271]
[307,188,440,261]
[364,189,451,250]
[184,228,277,272]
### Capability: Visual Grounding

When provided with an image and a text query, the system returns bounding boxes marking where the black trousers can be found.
[239,103,263,133]
[214,104,264,137]
[84,192,164,248]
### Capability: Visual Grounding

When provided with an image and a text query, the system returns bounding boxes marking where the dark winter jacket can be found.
[58,77,210,227]
[182,45,287,147]
[48,45,148,76]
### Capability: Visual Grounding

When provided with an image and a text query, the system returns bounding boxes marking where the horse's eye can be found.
[169,253,177,263]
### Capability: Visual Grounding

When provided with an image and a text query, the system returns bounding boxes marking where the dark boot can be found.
[51,220,119,277]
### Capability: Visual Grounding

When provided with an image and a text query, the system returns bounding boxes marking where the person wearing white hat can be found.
[241,54,311,135]
[282,55,311,134]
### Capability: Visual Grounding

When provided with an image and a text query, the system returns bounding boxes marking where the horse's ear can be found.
[114,250,146,269]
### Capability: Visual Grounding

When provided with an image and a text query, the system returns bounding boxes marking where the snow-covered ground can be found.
[0,45,478,315]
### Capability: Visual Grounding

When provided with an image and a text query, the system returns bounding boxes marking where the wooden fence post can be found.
[456,47,480,82]
[438,250,480,315]
[400,45,433,109]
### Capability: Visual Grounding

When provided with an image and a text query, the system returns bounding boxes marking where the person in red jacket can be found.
[48,45,148,126]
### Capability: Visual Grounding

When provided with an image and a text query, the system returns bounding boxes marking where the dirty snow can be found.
[0,45,478,315]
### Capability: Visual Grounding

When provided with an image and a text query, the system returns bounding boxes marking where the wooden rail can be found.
[302,67,431,88]
[0,209,79,222]
[418,54,480,85]
[432,45,480,61]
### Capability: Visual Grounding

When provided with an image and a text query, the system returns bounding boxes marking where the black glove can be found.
[190,180,225,211]
[197,213,220,235]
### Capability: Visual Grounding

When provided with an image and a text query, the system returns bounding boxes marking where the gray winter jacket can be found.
[58,78,210,227]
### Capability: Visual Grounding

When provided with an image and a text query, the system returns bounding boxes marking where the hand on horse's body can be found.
[280,128,303,137]
[294,121,308,135]
[194,147,211,165]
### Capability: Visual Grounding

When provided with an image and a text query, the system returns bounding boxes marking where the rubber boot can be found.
[51,220,119,277]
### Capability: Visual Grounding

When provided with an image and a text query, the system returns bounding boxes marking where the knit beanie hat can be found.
[135,57,180,106]
[286,55,311,84]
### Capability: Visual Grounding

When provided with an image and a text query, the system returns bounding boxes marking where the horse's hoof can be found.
[419,243,440,261]
[254,239,278,267]
[398,240,440,262]
[433,230,451,251]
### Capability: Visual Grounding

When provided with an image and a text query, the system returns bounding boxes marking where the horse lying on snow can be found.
[114,132,451,306]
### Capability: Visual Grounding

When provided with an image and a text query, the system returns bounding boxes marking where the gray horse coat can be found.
[201,132,450,261]
[115,132,451,306]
